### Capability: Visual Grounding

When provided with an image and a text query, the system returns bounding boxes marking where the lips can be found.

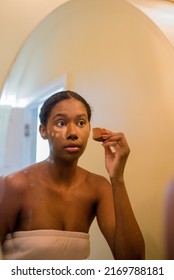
[64,143,81,152]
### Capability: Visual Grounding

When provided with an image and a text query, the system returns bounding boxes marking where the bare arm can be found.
[165,179,174,259]
[101,131,145,260]
[0,174,23,245]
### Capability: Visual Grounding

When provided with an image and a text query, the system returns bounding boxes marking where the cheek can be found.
[53,127,67,139]
[81,128,90,141]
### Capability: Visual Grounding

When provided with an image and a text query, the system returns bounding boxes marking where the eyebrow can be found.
[52,113,88,120]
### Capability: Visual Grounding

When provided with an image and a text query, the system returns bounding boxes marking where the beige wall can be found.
[0,0,69,92]
[1,0,174,259]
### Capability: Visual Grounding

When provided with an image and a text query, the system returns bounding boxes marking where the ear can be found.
[39,124,48,139]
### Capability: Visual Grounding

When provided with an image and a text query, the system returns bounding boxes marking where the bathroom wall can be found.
[0,0,69,92]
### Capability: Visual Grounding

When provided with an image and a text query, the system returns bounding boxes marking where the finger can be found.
[102,137,130,156]
[102,137,123,148]
[103,144,115,157]
[103,133,129,147]
[102,132,124,140]
[102,141,121,153]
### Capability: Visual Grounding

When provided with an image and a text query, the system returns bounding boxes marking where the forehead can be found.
[49,98,88,118]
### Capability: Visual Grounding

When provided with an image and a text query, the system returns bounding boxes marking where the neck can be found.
[46,156,79,183]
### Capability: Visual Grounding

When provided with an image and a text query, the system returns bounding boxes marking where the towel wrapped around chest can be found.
[2,229,90,260]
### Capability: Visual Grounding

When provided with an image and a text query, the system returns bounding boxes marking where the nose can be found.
[66,123,78,140]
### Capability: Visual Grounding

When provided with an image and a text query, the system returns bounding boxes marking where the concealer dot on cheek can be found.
[55,131,66,139]
[53,127,67,139]
[62,128,67,139]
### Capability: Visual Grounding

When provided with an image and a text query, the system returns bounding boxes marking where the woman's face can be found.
[40,98,91,163]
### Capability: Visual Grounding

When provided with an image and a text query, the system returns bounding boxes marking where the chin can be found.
[65,150,84,162]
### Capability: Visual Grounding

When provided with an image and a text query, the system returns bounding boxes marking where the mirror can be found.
[1,0,174,259]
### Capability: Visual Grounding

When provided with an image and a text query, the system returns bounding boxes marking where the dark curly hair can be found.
[39,90,92,125]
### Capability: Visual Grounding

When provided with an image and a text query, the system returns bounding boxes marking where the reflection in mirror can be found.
[0,90,145,260]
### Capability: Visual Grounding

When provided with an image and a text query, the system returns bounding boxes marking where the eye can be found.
[56,120,66,127]
[77,120,86,127]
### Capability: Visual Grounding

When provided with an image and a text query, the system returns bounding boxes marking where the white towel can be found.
[2,229,90,260]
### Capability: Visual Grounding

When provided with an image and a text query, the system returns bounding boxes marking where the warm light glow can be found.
[0,94,16,107]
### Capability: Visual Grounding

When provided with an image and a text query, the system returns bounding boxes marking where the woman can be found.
[0,90,145,260]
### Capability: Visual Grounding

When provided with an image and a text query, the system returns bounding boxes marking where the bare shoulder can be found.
[0,173,28,218]
[0,163,41,194]
[0,164,43,241]
[0,170,27,211]
[81,167,112,198]
[0,168,35,242]
[2,172,27,189]
[81,166,110,185]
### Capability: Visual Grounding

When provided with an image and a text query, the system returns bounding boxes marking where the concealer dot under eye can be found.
[53,127,67,139]
[53,126,64,131]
